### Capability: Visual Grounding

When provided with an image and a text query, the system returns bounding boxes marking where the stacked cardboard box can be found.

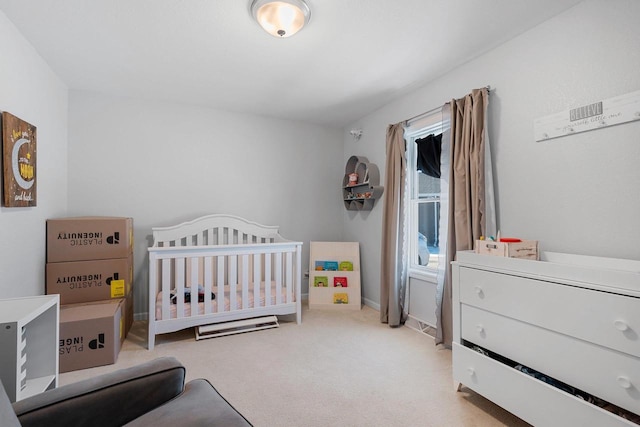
[46,217,134,373]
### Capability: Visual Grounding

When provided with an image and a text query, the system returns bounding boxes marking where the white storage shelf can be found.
[309,242,361,310]
[0,294,59,403]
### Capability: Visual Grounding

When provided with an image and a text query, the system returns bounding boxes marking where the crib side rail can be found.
[150,241,300,257]
[148,241,302,347]
[151,214,287,247]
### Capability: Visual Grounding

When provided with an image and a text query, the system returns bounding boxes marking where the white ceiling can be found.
[0,0,583,127]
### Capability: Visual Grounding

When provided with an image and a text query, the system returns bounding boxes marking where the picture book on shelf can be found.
[324,261,338,271]
[333,292,349,304]
[315,260,339,271]
[339,261,353,271]
[333,277,348,287]
[314,276,328,287]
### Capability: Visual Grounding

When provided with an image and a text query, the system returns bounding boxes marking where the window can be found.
[405,111,447,273]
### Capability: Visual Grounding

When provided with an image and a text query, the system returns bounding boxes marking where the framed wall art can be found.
[2,111,37,207]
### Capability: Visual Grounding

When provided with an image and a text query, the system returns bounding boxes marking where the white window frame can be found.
[404,110,447,281]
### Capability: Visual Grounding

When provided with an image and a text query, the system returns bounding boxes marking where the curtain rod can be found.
[406,85,491,125]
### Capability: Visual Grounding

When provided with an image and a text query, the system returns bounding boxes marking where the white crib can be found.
[147,214,303,350]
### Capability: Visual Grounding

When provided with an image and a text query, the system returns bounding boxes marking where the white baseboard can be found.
[362,297,380,311]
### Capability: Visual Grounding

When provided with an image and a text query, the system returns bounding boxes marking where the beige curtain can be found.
[380,121,407,326]
[436,87,494,346]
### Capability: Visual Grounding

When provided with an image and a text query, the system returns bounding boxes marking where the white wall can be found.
[0,11,68,298]
[67,91,344,316]
[345,0,640,306]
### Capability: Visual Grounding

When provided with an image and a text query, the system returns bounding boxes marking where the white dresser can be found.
[452,251,640,426]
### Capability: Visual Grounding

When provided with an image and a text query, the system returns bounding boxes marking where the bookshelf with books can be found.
[309,241,361,310]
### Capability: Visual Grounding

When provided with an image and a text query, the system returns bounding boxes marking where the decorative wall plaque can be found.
[534,89,640,142]
[2,111,37,207]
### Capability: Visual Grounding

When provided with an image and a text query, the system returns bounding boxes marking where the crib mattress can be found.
[156,283,294,320]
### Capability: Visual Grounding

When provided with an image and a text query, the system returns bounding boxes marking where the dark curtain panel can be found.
[415,133,442,178]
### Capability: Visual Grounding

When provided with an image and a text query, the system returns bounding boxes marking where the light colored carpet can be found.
[60,304,530,427]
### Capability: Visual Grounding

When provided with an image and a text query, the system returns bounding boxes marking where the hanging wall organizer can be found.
[342,155,383,211]
[534,89,640,142]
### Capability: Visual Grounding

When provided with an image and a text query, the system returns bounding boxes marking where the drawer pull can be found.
[474,286,484,297]
[476,324,485,334]
[467,367,476,377]
[614,320,629,332]
[617,376,632,389]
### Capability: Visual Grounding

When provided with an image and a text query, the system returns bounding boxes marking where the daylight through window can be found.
[405,112,447,272]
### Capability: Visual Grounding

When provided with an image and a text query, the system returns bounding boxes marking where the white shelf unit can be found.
[308,242,361,310]
[0,294,59,403]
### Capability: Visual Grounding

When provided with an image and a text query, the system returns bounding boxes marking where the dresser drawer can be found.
[453,343,637,427]
[461,304,640,415]
[459,267,640,357]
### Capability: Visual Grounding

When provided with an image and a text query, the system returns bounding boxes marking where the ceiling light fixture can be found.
[251,0,311,38]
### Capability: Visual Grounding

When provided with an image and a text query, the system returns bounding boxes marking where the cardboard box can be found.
[58,299,124,373]
[46,255,133,305]
[475,239,538,260]
[47,217,133,263]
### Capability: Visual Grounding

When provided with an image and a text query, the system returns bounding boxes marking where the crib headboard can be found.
[151,214,287,247]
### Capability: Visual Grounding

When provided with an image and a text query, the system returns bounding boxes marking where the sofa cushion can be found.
[0,380,21,427]
[125,379,252,427]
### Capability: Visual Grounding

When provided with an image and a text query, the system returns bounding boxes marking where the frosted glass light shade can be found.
[251,0,311,38]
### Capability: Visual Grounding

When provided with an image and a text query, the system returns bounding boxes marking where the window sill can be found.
[408,267,437,283]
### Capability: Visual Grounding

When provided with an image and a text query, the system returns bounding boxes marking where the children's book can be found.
[313,276,328,287]
[333,292,348,304]
[333,277,348,287]
[324,261,339,271]
[315,261,326,271]
[339,261,353,271]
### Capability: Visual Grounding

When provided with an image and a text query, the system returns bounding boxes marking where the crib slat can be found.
[176,258,186,318]
[189,255,200,315]
[217,255,225,314]
[253,253,261,308]
[275,252,282,305]
[161,258,171,321]
[286,251,293,304]
[242,254,249,309]
[203,256,213,315]
[229,255,237,311]
[264,253,272,307]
